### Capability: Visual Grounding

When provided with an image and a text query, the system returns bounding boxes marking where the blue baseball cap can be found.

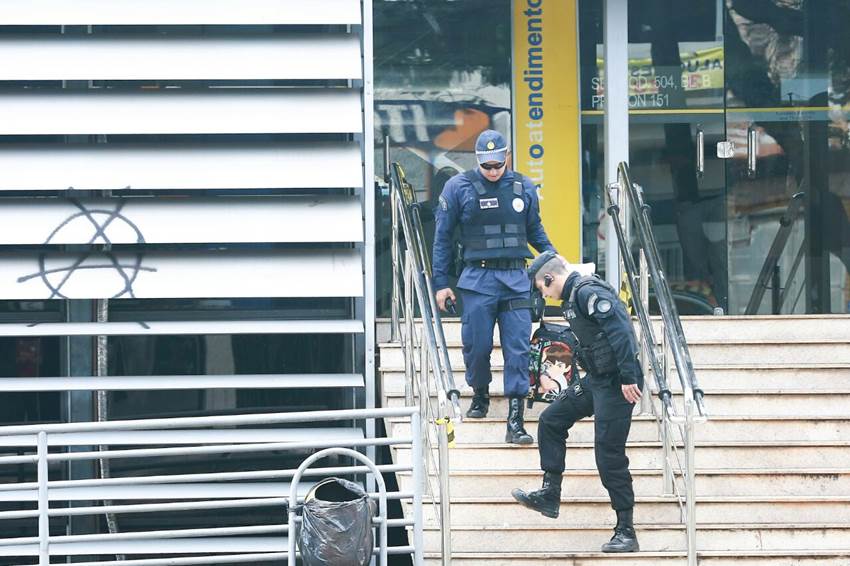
[475,129,508,164]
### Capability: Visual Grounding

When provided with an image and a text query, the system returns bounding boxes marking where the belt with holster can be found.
[466,258,527,270]
[498,297,532,313]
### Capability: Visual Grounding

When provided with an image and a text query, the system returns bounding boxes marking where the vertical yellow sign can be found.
[512,0,581,261]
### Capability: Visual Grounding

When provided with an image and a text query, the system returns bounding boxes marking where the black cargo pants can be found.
[537,373,636,510]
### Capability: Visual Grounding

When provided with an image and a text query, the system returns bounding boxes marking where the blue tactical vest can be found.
[459,170,532,261]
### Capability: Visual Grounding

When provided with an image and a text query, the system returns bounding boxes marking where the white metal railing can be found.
[606,162,708,566]
[0,406,424,566]
[387,156,461,566]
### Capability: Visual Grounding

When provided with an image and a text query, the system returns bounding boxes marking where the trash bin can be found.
[297,477,375,566]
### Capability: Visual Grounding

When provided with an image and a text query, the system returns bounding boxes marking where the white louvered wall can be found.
[0,2,374,400]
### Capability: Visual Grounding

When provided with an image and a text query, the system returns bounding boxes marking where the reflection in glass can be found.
[725,0,850,314]
[579,0,728,314]
[374,0,513,316]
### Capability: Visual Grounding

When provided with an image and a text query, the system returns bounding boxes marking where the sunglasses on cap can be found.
[480,161,506,171]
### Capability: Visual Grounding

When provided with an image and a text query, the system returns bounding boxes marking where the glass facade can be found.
[374,0,850,317]
[374,0,513,316]
[724,1,850,314]
[579,1,728,314]
[579,0,850,315]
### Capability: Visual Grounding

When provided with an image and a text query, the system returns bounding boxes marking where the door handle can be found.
[747,125,758,178]
[696,126,705,178]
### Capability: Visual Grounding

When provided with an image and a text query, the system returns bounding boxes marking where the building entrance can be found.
[581,0,850,315]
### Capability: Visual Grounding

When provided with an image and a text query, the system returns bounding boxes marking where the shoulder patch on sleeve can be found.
[439,195,448,211]
[582,283,615,318]
[586,292,599,316]
[596,298,613,315]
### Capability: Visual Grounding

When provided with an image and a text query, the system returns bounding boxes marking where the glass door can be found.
[723,1,850,314]
[623,0,728,314]
[580,0,727,314]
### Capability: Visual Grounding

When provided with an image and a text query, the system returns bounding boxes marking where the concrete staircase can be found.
[378,316,850,565]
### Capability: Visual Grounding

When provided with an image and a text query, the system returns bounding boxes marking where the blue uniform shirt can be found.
[432,168,556,293]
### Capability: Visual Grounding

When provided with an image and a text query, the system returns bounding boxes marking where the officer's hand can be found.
[621,383,642,404]
[436,288,457,312]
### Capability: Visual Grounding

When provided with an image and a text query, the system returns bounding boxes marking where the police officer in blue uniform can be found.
[433,130,556,445]
[512,251,642,553]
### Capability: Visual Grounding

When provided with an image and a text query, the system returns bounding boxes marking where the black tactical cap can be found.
[527,250,557,280]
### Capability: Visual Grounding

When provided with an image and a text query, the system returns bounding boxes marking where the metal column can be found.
[603,0,629,288]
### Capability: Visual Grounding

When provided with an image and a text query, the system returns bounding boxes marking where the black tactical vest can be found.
[459,170,531,261]
[562,276,619,376]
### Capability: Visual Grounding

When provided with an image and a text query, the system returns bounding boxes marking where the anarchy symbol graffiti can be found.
[17,199,158,299]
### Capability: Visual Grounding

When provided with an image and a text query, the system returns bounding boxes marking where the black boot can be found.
[505,396,533,444]
[466,387,489,418]
[601,508,640,553]
[511,471,562,518]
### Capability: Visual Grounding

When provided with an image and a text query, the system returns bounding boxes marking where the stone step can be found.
[412,495,850,526]
[380,365,850,392]
[423,549,850,565]
[379,339,850,368]
[381,315,850,563]
[397,468,850,498]
[392,442,850,470]
[388,415,850,443]
[421,523,850,553]
[378,315,850,344]
[384,389,850,417]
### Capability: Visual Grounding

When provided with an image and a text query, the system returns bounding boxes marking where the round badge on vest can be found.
[512,198,525,212]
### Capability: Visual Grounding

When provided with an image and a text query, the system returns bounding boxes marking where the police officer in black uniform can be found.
[512,251,643,553]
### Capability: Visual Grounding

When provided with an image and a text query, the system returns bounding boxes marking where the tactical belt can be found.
[499,297,532,312]
[466,258,526,270]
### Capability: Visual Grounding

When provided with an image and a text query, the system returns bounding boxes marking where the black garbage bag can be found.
[297,477,375,566]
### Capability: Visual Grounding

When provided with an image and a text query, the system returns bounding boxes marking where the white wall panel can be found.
[0,0,361,25]
[0,36,362,81]
[0,374,365,391]
[0,197,363,245]
[0,320,365,337]
[0,90,362,135]
[0,250,363,299]
[0,143,363,190]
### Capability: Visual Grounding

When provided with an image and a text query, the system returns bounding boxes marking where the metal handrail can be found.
[0,407,424,566]
[606,162,708,566]
[616,163,707,419]
[390,162,461,416]
[745,192,805,315]
[388,159,460,566]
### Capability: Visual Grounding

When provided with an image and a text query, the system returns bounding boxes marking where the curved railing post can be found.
[288,447,389,566]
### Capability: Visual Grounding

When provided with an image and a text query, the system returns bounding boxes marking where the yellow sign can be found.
[512,0,581,262]
[435,417,456,448]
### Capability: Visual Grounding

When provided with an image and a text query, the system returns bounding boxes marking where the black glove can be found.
[530,288,545,322]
